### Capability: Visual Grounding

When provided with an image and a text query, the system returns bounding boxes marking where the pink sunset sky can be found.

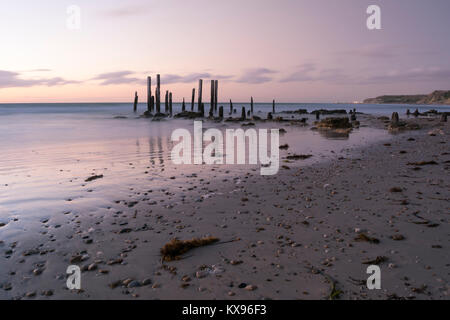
[0,0,449,103]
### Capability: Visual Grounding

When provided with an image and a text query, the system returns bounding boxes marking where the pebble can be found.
[244,285,257,291]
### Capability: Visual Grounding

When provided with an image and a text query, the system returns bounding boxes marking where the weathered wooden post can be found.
[156,74,161,113]
[151,96,155,113]
[169,92,173,117]
[200,103,205,117]
[272,99,275,113]
[267,112,273,120]
[413,108,419,117]
[182,98,186,112]
[133,91,138,112]
[406,109,411,116]
[251,97,254,115]
[147,76,152,113]
[214,80,218,112]
[198,79,203,113]
[210,80,214,116]
[165,90,169,114]
[441,113,448,122]
[191,88,195,111]
[229,99,233,115]
[241,107,246,120]
[391,112,399,126]
[219,106,223,119]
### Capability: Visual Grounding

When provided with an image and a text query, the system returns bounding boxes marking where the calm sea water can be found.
[0,102,449,117]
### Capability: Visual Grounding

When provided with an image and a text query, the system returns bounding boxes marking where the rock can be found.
[315,117,352,129]
[87,263,97,271]
[238,283,247,289]
[141,278,152,286]
[391,234,405,241]
[196,270,209,279]
[127,280,141,288]
[244,285,257,291]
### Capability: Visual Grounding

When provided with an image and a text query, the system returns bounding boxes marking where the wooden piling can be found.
[182,97,186,112]
[156,74,161,113]
[272,99,275,113]
[214,80,218,112]
[210,80,215,116]
[165,90,169,114]
[151,96,155,113]
[200,103,205,117]
[391,112,399,125]
[219,106,223,119]
[251,96,254,114]
[229,99,233,115]
[198,79,203,113]
[191,88,195,111]
[147,76,152,113]
[241,107,246,120]
[133,91,138,112]
[169,92,173,117]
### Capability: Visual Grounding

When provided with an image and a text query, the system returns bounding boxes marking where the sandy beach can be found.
[0,110,448,300]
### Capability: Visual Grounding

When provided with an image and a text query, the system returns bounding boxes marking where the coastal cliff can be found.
[364,90,450,105]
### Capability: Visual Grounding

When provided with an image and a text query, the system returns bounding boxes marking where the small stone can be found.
[127,280,141,288]
[141,278,152,286]
[244,284,257,291]
[391,234,405,241]
[122,278,133,286]
[87,263,97,271]
[43,290,53,296]
[238,283,247,289]
[228,291,235,296]
[196,270,208,279]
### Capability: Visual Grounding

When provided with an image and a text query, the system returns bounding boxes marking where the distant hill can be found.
[364,90,450,105]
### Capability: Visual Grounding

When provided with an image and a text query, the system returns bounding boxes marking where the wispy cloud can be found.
[281,63,450,85]
[0,70,78,89]
[235,68,277,84]
[92,71,141,85]
[359,67,450,84]
[162,73,232,84]
[280,63,316,82]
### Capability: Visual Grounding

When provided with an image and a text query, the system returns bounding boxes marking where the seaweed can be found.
[85,174,104,182]
[354,233,380,244]
[286,154,313,160]
[407,161,438,166]
[160,237,219,261]
[362,256,388,265]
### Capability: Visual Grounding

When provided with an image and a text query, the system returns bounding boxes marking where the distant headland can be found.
[364,90,450,105]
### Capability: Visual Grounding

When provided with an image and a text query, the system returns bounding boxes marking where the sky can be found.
[0,0,449,103]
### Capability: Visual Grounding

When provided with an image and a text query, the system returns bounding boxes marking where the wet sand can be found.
[0,114,448,300]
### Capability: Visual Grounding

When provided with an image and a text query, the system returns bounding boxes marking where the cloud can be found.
[235,68,277,84]
[92,71,142,85]
[281,63,450,85]
[0,70,78,89]
[359,67,450,84]
[280,63,316,82]
[162,73,232,84]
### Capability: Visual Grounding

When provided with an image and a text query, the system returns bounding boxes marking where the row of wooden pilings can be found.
[133,74,277,120]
